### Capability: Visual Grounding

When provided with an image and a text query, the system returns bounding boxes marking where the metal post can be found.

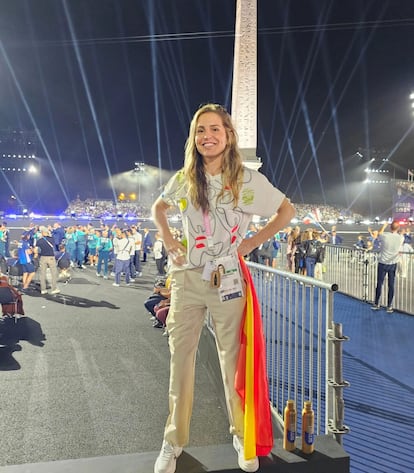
[328,322,350,445]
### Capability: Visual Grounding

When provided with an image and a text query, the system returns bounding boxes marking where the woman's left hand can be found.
[237,238,255,257]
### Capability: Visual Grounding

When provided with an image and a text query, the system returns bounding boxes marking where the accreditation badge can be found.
[202,254,244,302]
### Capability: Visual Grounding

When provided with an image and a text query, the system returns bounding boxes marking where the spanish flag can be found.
[235,255,273,459]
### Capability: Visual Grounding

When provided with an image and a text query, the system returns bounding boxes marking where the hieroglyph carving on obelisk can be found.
[231,0,261,169]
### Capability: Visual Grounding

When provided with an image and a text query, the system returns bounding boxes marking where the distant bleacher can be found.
[63,198,365,223]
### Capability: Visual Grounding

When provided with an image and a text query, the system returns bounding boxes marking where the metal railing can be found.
[206,262,349,445]
[246,262,349,444]
[277,243,414,315]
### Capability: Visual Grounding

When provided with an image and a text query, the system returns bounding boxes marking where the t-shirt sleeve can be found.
[240,169,287,218]
[160,171,184,207]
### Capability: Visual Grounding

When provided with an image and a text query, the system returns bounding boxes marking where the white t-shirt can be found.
[153,239,165,260]
[161,167,286,270]
[113,237,133,261]
[132,231,142,251]
[378,232,404,264]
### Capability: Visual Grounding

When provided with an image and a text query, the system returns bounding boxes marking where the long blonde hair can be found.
[183,103,244,212]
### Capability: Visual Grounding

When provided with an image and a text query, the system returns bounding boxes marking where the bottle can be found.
[283,400,297,451]
[301,401,315,454]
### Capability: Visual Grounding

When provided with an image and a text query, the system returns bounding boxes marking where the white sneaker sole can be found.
[233,436,259,472]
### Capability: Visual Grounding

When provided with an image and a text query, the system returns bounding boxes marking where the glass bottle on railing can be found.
[301,400,315,454]
[283,399,297,451]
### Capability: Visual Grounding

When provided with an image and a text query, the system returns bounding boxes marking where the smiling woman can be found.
[151,102,295,473]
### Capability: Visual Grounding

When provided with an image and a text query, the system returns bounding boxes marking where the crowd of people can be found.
[63,197,151,220]
[62,198,365,224]
[244,222,413,282]
[0,221,166,296]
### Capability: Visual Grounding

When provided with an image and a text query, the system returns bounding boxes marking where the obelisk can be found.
[231,0,262,170]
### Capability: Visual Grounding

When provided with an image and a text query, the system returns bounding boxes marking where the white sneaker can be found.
[112,283,120,287]
[96,272,101,277]
[50,288,61,295]
[154,440,182,473]
[129,278,135,282]
[233,436,259,472]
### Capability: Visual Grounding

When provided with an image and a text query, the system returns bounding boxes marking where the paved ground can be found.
[0,260,230,467]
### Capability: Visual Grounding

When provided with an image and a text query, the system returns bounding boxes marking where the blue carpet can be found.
[334,293,414,473]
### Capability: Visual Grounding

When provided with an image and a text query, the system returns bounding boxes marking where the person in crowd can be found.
[52,222,66,251]
[144,275,171,330]
[402,228,412,245]
[367,226,381,251]
[353,233,368,263]
[257,234,274,266]
[17,231,35,291]
[278,226,291,243]
[55,243,72,281]
[75,225,87,269]
[154,297,171,335]
[371,220,404,313]
[142,228,152,262]
[355,234,367,249]
[130,225,143,277]
[0,274,24,317]
[314,232,326,280]
[6,249,22,286]
[112,228,133,287]
[125,228,137,280]
[151,103,295,473]
[153,232,167,275]
[286,226,299,271]
[245,223,259,262]
[34,226,60,295]
[398,237,413,278]
[294,230,307,274]
[304,229,323,278]
[24,222,38,248]
[271,232,281,268]
[64,226,77,266]
[0,223,7,257]
[86,228,99,266]
[96,229,113,279]
[329,229,343,245]
[3,221,10,257]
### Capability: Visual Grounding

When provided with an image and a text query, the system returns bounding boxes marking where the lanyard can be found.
[203,212,214,249]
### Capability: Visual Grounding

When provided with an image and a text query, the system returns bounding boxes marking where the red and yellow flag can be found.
[235,256,273,459]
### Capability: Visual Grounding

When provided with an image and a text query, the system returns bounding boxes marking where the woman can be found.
[152,103,295,473]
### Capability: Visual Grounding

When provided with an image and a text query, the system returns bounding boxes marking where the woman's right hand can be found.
[167,244,187,266]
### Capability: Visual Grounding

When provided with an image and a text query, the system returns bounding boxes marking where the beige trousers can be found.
[164,268,246,447]
[39,256,58,292]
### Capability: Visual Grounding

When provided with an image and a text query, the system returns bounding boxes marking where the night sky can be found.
[0,0,413,215]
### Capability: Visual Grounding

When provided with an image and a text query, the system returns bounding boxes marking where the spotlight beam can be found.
[0,41,71,205]
[146,1,163,188]
[62,0,117,202]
